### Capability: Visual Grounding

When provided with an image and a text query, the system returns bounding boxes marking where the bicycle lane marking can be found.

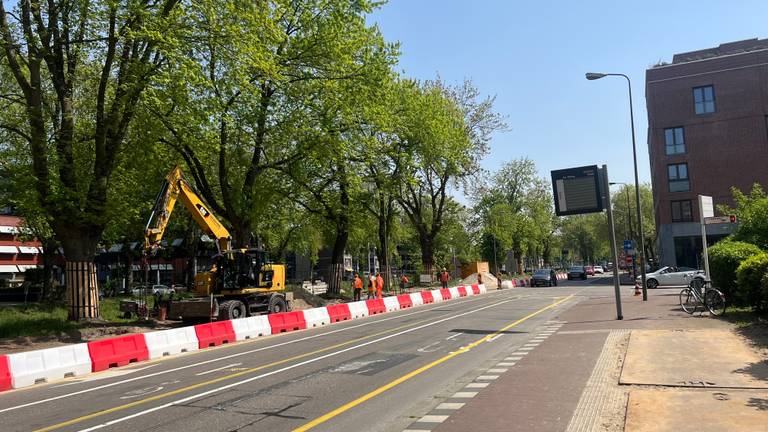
[292,294,575,432]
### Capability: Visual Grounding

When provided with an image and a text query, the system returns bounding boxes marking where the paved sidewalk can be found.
[406,287,767,432]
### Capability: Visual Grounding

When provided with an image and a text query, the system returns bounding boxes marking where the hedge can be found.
[736,252,768,311]
[708,240,762,300]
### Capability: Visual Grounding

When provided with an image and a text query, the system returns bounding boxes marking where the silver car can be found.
[638,266,704,289]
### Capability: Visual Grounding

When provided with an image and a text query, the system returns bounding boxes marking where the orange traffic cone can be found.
[634,282,642,296]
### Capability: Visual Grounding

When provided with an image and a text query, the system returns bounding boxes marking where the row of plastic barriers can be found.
[0,283,485,392]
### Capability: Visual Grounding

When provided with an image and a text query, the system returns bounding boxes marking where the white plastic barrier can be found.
[347,301,369,319]
[144,327,200,359]
[231,315,272,340]
[382,296,400,312]
[501,280,514,289]
[303,307,331,328]
[7,343,92,388]
[462,285,475,296]
[409,292,424,307]
[448,286,461,299]
[430,289,444,303]
[479,283,487,293]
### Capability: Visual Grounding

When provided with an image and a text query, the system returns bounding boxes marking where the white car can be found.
[593,265,604,274]
[638,266,704,289]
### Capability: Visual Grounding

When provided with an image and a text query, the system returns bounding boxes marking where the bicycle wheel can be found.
[679,288,698,314]
[705,289,727,316]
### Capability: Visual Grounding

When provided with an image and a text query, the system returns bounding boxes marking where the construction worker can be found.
[400,273,409,293]
[353,273,363,301]
[478,272,484,285]
[440,268,450,289]
[376,272,384,299]
[367,273,376,300]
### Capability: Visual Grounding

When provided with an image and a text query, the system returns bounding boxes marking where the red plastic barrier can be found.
[457,286,468,297]
[471,284,481,295]
[194,320,236,348]
[0,355,10,391]
[365,299,386,315]
[326,304,352,322]
[268,311,307,334]
[439,288,451,301]
[396,294,413,309]
[420,290,434,304]
[88,334,149,372]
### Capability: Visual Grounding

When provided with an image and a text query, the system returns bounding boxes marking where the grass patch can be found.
[722,305,768,328]
[0,297,147,339]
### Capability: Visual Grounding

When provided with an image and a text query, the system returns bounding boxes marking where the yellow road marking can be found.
[292,295,573,432]
[31,295,513,432]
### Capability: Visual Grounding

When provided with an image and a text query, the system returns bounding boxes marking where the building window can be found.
[664,127,685,155]
[668,163,690,192]
[693,85,715,115]
[671,200,693,222]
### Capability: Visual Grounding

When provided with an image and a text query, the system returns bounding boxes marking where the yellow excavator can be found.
[144,166,291,320]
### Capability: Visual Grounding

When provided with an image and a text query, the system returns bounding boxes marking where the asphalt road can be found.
[0,278,614,432]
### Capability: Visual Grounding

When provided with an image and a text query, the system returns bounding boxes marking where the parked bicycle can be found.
[679,273,727,316]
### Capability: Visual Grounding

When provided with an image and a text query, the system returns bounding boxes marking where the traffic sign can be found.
[704,216,735,225]
[623,240,633,250]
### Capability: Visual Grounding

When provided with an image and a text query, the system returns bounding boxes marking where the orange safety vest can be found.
[376,276,384,291]
[354,277,362,290]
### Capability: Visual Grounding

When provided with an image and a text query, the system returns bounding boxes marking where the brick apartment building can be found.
[646,38,768,268]
[0,214,43,285]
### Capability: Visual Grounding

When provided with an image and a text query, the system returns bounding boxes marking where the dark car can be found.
[567,266,587,280]
[531,268,557,287]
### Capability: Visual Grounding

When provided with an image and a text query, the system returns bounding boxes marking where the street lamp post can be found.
[586,72,648,300]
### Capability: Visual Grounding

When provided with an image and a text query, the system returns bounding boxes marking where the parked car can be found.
[585,265,595,276]
[637,266,704,289]
[593,265,604,274]
[531,268,557,287]
[567,266,587,280]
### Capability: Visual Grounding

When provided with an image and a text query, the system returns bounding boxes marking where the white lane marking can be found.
[465,382,489,388]
[505,356,523,361]
[419,415,449,423]
[497,362,516,366]
[523,343,540,347]
[436,402,465,410]
[403,430,431,432]
[487,368,507,373]
[487,334,503,342]
[452,392,478,398]
[416,341,442,353]
[51,365,160,388]
[76,297,527,432]
[445,332,463,340]
[513,351,530,356]
[518,347,534,351]
[476,375,499,380]
[194,363,242,376]
[0,292,509,414]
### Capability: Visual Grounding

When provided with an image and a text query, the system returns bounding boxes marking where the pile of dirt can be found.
[461,272,498,288]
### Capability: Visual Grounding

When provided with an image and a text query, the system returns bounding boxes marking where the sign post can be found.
[698,195,713,280]
[551,164,622,320]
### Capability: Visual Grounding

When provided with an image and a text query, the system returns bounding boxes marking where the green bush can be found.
[708,240,762,299]
[735,252,768,310]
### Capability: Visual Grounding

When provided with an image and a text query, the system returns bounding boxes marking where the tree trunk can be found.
[125,252,134,295]
[327,228,348,296]
[40,238,57,301]
[60,233,101,320]
[420,237,435,281]
[376,204,392,293]
[232,219,252,249]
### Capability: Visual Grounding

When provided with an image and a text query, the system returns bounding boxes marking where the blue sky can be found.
[370,0,768,190]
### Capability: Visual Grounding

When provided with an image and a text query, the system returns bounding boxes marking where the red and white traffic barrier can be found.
[0,280,500,393]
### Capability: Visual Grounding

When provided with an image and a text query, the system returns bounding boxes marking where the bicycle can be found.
[679,273,727,316]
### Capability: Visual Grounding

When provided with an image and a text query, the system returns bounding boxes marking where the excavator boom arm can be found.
[144,166,231,253]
